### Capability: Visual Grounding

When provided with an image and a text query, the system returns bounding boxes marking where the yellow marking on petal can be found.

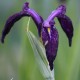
[47,27,50,34]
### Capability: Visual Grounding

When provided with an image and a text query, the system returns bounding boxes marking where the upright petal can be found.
[45,4,73,46]
[22,2,29,11]
[1,11,30,43]
[57,15,73,46]
[46,5,66,22]
[23,2,43,36]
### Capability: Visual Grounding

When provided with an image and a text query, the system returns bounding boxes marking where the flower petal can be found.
[41,27,59,70]
[22,2,29,11]
[23,2,43,36]
[46,5,66,22]
[1,11,29,43]
[25,9,43,36]
[57,15,73,46]
[1,2,43,43]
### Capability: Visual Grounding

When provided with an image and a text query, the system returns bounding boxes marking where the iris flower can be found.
[1,2,73,70]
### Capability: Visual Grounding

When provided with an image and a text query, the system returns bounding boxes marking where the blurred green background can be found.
[0,0,80,80]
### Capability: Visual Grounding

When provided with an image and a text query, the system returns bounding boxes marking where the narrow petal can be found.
[22,2,29,11]
[1,11,29,43]
[57,15,73,46]
[23,2,43,25]
[25,9,43,36]
[41,26,59,70]
[1,2,43,43]
[46,5,66,22]
[23,2,43,36]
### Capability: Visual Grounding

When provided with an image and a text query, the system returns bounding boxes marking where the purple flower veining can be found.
[1,2,73,70]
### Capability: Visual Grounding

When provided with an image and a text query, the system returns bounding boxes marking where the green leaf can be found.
[26,29,55,80]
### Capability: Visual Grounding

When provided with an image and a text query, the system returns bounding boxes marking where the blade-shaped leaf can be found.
[27,30,55,80]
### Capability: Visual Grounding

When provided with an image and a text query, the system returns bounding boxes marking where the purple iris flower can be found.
[1,2,73,70]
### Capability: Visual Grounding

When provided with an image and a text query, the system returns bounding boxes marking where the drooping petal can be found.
[1,11,30,43]
[57,15,73,46]
[1,2,43,43]
[45,4,73,46]
[41,26,59,70]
